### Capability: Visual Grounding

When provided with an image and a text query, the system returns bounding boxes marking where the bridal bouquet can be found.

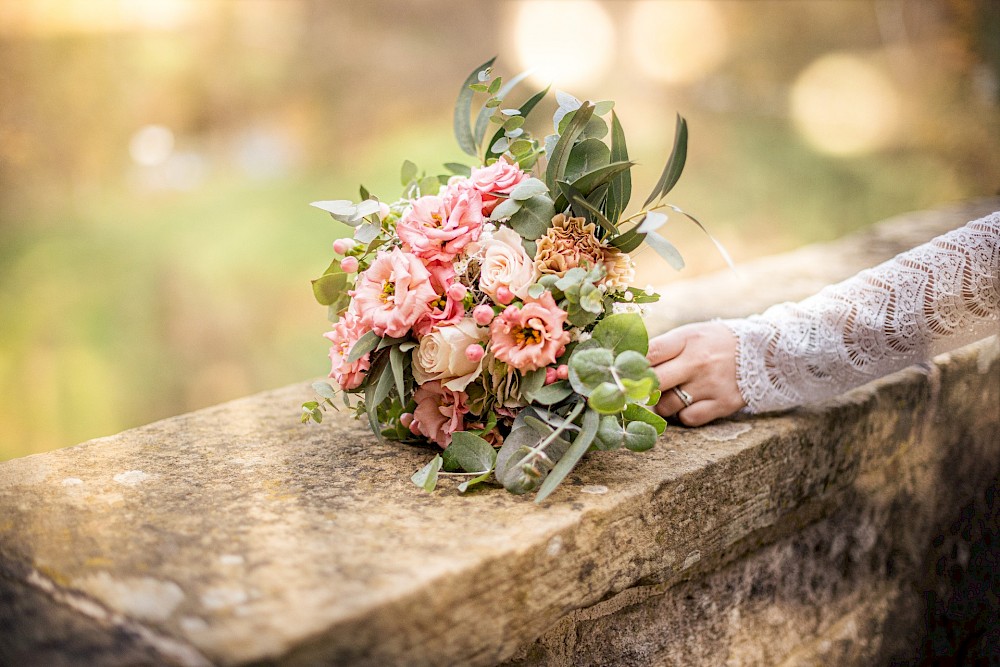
[304,58,713,502]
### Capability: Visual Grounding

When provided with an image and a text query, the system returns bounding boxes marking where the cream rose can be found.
[412,318,487,391]
[478,226,539,302]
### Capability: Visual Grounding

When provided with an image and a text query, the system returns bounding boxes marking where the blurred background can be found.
[1,0,998,460]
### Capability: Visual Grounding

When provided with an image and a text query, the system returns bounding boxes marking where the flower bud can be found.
[496,286,514,305]
[544,367,558,385]
[465,344,485,363]
[472,304,495,326]
[333,238,354,255]
[447,283,468,301]
[399,412,414,428]
[378,202,391,220]
[340,256,359,273]
[556,364,569,381]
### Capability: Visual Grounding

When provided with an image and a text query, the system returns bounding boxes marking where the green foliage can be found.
[643,114,688,207]
[454,57,497,156]
[411,455,443,492]
[442,431,496,474]
[591,313,648,355]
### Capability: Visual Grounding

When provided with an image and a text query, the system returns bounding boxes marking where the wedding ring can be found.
[672,386,693,407]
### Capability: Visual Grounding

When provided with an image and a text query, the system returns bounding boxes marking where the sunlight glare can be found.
[627,1,727,86]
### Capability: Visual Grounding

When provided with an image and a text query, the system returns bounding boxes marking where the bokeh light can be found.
[790,53,901,156]
[627,0,727,86]
[129,125,175,167]
[512,0,615,89]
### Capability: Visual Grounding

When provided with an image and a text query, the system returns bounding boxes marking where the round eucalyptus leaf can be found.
[588,382,627,414]
[623,421,658,452]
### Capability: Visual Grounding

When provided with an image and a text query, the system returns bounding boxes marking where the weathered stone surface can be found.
[1,199,998,666]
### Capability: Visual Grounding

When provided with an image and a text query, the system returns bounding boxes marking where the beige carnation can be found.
[601,245,636,291]
[534,214,605,278]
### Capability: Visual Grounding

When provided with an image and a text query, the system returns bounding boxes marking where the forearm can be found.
[723,212,1000,413]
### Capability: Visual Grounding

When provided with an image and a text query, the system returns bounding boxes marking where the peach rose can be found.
[409,380,469,448]
[351,248,437,338]
[489,291,570,372]
[412,318,487,391]
[397,191,483,263]
[323,310,372,390]
[478,226,539,303]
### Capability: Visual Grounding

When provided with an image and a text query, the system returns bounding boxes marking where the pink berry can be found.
[496,286,514,305]
[400,412,414,428]
[472,304,495,326]
[340,256,359,273]
[556,364,569,381]
[465,344,485,363]
[333,238,353,254]
[545,367,558,385]
[447,283,468,301]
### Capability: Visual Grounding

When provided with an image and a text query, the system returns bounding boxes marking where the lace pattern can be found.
[723,212,1000,413]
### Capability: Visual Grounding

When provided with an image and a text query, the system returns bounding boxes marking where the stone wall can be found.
[1,199,998,666]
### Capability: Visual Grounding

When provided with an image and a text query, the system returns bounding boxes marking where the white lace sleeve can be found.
[722,211,1000,413]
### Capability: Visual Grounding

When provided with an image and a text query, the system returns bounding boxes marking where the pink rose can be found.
[409,380,469,448]
[468,159,528,214]
[397,192,484,263]
[324,310,372,390]
[351,248,437,338]
[412,261,466,338]
[489,291,571,372]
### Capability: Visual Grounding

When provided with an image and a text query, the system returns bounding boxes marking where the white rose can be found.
[478,225,539,301]
[412,318,487,391]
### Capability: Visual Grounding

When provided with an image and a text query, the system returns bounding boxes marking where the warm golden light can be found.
[129,125,175,167]
[511,0,615,90]
[627,0,727,85]
[790,53,900,156]
[0,0,203,35]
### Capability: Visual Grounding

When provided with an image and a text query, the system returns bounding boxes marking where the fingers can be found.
[677,400,729,427]
[647,329,687,365]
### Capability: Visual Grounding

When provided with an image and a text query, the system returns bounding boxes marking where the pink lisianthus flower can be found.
[467,159,529,214]
[323,310,372,390]
[409,380,469,448]
[489,291,571,372]
[352,248,437,338]
[412,261,466,338]
[397,191,484,263]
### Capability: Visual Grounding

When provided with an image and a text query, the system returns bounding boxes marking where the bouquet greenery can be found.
[304,58,715,502]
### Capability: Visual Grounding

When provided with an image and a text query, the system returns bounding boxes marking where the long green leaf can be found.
[608,111,631,223]
[609,228,644,253]
[642,114,688,207]
[363,353,390,442]
[535,408,600,503]
[559,183,616,237]
[454,56,497,157]
[552,160,634,211]
[665,203,736,270]
[545,102,595,192]
[485,85,550,161]
[389,345,406,402]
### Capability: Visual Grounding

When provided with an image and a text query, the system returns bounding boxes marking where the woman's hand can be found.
[647,322,746,426]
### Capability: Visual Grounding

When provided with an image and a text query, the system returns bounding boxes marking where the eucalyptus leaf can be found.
[609,228,644,253]
[565,138,612,184]
[643,114,688,207]
[400,160,418,186]
[347,330,380,363]
[509,177,548,201]
[312,381,337,400]
[489,196,522,221]
[444,162,471,177]
[664,204,736,270]
[594,415,625,450]
[623,404,667,435]
[637,211,669,234]
[644,230,686,270]
[588,382,627,414]
[457,471,494,493]
[507,194,555,240]
[553,161,634,211]
[485,85,550,161]
[568,347,615,396]
[354,220,379,244]
[534,407,599,503]
[530,380,574,405]
[519,367,547,402]
[591,313,649,356]
[411,455,442,492]
[389,345,406,401]
[545,102,595,191]
[311,271,348,307]
[623,421,658,452]
[608,111,631,224]
[455,56,497,156]
[442,431,497,474]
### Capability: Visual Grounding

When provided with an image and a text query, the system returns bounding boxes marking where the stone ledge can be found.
[1,199,998,666]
